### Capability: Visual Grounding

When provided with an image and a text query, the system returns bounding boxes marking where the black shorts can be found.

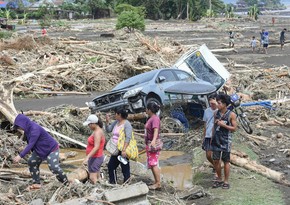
[212,151,230,162]
[202,138,212,151]
[280,39,285,45]
[263,44,268,48]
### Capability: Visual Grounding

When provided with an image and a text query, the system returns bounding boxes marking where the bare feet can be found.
[26,184,41,191]
[148,183,161,190]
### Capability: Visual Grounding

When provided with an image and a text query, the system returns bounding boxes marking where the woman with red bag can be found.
[145,102,162,190]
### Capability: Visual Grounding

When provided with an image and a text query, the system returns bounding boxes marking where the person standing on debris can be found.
[211,94,237,189]
[106,108,132,184]
[13,114,68,190]
[280,28,287,50]
[145,102,162,190]
[228,31,235,48]
[259,29,265,51]
[83,114,105,184]
[250,36,258,53]
[263,31,269,54]
[202,94,218,178]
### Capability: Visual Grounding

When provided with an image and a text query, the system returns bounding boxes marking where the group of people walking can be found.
[229,27,287,54]
[12,102,162,190]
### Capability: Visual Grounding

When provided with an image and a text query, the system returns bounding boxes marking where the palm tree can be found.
[248,4,259,20]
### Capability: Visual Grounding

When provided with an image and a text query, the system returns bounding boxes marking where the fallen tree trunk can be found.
[0,73,34,123]
[230,154,287,184]
[43,127,87,148]
[67,167,88,182]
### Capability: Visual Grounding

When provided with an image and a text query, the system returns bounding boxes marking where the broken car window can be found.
[185,53,225,89]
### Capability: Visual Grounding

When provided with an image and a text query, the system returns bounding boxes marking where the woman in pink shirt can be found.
[83,114,105,184]
[145,102,161,190]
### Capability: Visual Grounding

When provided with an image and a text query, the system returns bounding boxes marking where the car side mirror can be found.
[157,76,166,83]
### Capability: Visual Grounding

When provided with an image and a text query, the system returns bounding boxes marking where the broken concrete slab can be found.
[30,198,44,205]
[103,182,150,205]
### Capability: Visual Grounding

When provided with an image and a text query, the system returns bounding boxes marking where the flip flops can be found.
[222,183,230,189]
[212,181,223,188]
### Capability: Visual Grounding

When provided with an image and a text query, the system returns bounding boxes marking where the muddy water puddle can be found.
[64,149,194,190]
[15,149,193,190]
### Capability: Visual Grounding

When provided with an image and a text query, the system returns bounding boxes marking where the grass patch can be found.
[232,131,258,161]
[192,145,285,205]
[0,30,13,39]
[210,170,284,205]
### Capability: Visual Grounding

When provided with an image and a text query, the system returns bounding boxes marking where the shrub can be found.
[116,10,145,32]
[0,31,13,39]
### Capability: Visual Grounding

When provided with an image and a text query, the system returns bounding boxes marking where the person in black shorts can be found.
[202,94,217,177]
[211,94,237,189]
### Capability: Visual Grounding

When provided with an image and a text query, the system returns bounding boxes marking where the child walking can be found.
[250,36,258,53]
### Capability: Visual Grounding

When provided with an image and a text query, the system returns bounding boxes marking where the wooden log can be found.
[230,154,285,183]
[128,112,147,120]
[70,45,119,60]
[59,40,89,44]
[43,127,87,148]
[59,151,77,161]
[0,73,34,123]
[31,91,91,95]
[67,167,88,182]
[38,63,78,74]
[23,110,56,116]
[0,168,53,177]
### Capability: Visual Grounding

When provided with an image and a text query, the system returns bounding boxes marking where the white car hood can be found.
[174,44,230,91]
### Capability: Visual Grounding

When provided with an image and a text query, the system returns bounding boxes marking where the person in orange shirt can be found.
[83,114,106,184]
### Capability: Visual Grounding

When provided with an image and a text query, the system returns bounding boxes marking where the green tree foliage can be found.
[115,3,145,17]
[225,4,234,18]
[116,10,145,32]
[248,4,259,20]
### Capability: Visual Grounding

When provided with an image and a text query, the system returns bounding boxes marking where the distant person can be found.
[263,31,269,54]
[272,17,275,26]
[259,29,265,51]
[83,114,105,184]
[202,94,218,179]
[280,28,287,50]
[228,31,235,48]
[250,36,258,53]
[211,94,237,189]
[42,27,47,36]
[13,114,68,190]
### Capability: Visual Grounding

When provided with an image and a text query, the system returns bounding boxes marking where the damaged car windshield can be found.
[186,53,224,89]
[112,70,158,91]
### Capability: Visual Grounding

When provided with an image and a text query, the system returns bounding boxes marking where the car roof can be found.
[112,68,180,91]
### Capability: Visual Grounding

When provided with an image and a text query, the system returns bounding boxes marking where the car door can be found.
[155,70,178,104]
[174,44,230,91]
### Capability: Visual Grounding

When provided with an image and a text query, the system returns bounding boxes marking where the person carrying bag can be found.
[105,108,134,184]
